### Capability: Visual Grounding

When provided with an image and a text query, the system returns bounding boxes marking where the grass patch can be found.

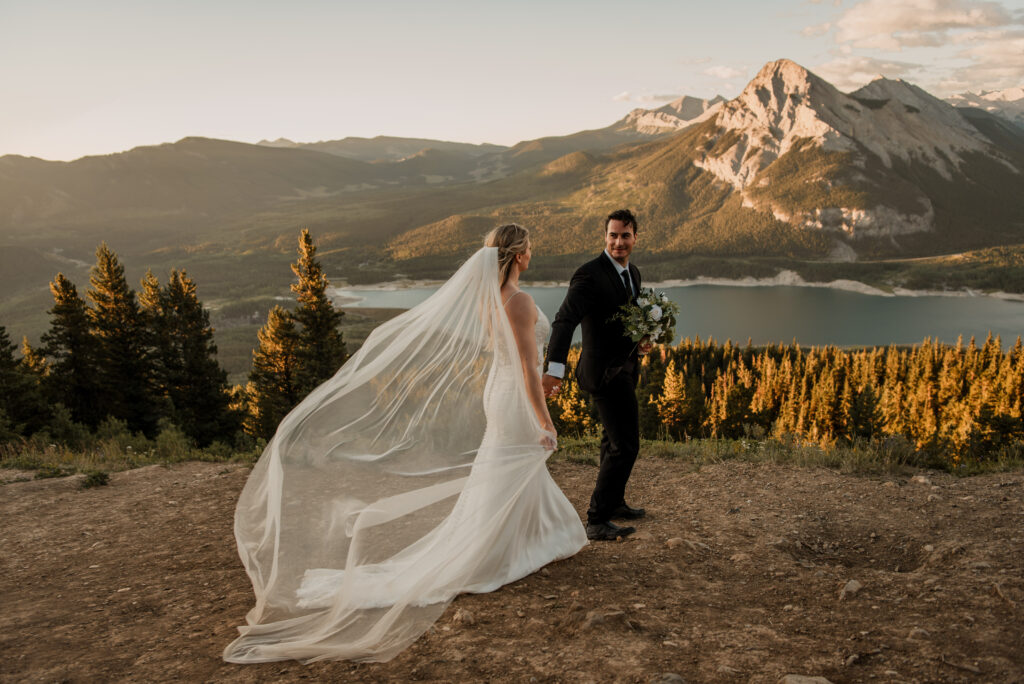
[6,432,1021,482]
[551,435,1024,477]
[35,465,76,479]
[0,430,262,480]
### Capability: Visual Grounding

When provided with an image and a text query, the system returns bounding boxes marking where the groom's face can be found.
[604,219,636,266]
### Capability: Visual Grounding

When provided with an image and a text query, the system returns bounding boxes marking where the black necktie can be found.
[621,270,632,300]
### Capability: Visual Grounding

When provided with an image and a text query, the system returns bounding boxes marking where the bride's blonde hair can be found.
[484,223,530,286]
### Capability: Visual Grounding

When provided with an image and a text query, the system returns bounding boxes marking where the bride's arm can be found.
[505,294,556,439]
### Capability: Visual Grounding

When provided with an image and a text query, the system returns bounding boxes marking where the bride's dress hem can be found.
[222,247,587,665]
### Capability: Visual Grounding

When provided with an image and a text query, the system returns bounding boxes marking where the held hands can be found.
[638,335,654,356]
[540,422,558,451]
[542,374,562,398]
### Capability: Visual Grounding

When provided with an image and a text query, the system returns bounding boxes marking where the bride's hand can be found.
[540,423,557,451]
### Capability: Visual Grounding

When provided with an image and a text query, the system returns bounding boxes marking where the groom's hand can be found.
[638,335,654,356]
[542,374,562,398]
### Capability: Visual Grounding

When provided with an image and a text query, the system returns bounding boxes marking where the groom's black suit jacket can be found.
[546,252,641,395]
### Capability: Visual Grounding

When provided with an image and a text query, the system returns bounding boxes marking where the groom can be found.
[543,209,650,541]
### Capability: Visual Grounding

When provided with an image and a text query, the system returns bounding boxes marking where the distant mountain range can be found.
[258,136,506,162]
[612,95,727,135]
[389,60,1024,263]
[1,58,1022,279]
[946,87,1024,129]
[4,58,1023,381]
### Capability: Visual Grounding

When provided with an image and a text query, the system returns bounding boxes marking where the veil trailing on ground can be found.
[224,246,577,664]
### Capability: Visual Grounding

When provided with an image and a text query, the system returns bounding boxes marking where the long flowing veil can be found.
[224,246,568,663]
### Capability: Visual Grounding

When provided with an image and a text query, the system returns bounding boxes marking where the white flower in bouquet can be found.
[610,286,680,346]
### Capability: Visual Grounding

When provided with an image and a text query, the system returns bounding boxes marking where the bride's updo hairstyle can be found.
[484,223,530,285]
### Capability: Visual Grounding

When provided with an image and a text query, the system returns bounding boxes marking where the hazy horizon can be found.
[4,0,1023,161]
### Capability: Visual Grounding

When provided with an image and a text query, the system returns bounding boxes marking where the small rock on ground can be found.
[650,674,686,684]
[839,579,863,599]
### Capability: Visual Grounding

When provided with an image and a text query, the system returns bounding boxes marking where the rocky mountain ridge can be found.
[612,95,727,135]
[689,60,1021,241]
[947,86,1024,129]
[1,59,1022,264]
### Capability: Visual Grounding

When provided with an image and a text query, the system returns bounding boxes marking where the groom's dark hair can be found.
[605,209,638,234]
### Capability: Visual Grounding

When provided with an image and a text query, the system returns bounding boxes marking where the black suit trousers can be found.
[586,364,640,524]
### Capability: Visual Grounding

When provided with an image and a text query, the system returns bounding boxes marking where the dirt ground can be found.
[2,457,1022,683]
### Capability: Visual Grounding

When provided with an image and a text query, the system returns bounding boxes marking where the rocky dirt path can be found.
[2,458,1022,683]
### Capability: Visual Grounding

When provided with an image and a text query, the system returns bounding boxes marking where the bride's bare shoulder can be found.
[504,291,537,323]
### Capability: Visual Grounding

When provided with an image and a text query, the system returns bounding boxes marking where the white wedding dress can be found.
[224,247,587,664]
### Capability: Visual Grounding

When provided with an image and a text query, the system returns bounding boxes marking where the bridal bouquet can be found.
[612,288,679,345]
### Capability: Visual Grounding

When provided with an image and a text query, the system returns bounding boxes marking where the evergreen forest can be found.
[1,230,346,460]
[550,336,1024,468]
[2,230,1022,475]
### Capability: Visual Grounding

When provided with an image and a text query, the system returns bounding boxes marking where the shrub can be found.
[153,419,192,461]
[80,470,110,488]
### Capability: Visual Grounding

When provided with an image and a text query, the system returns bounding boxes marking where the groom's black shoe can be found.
[610,503,646,520]
[586,520,636,541]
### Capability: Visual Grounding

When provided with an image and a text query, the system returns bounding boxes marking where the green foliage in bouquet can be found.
[611,288,680,344]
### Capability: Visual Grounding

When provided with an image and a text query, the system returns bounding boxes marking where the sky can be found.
[2,0,1023,161]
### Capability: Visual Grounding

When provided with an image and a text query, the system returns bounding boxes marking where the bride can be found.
[223,224,588,664]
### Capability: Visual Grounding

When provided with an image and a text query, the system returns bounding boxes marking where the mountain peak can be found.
[657,94,727,120]
[701,59,847,188]
[613,95,725,135]
[758,58,809,76]
[747,59,821,91]
[697,59,1005,192]
[735,59,839,119]
[258,137,298,147]
[853,76,927,101]
[852,77,984,139]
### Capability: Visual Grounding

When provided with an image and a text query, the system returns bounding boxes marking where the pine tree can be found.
[548,348,596,437]
[653,359,687,438]
[722,382,755,438]
[290,229,347,397]
[706,371,753,438]
[20,337,48,378]
[773,377,800,436]
[636,352,667,437]
[138,269,165,366]
[0,326,49,438]
[811,363,843,442]
[155,270,238,445]
[849,383,882,440]
[137,269,173,419]
[879,349,905,435]
[40,273,102,427]
[750,351,780,428]
[246,306,301,440]
[86,243,159,436]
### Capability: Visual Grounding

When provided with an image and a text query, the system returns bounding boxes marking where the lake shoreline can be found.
[330,269,1024,304]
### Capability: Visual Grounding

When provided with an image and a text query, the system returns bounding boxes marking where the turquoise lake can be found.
[332,284,1024,348]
